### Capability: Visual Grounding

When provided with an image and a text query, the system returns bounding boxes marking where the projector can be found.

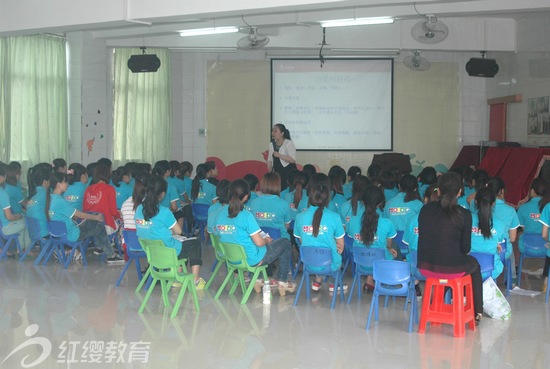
[465,58,499,78]
[127,54,161,73]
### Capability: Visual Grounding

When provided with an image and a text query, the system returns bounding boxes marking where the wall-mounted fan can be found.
[411,14,448,44]
[403,50,431,71]
[237,27,270,50]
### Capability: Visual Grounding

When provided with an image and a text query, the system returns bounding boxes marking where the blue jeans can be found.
[78,219,113,257]
[2,218,30,251]
[260,238,292,281]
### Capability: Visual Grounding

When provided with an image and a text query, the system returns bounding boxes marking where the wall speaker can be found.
[127,54,161,73]
[465,58,499,78]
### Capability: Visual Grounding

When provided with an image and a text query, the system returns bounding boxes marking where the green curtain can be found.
[113,48,172,166]
[0,35,68,164]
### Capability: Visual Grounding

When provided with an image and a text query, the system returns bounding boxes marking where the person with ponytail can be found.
[347,185,398,290]
[111,166,132,210]
[120,173,150,231]
[284,171,309,221]
[339,175,369,231]
[52,158,67,174]
[518,178,548,257]
[418,172,483,324]
[190,163,217,206]
[46,172,123,264]
[294,173,345,292]
[384,174,423,232]
[470,187,506,280]
[343,166,362,199]
[0,163,31,255]
[267,123,297,191]
[135,175,205,289]
[214,178,295,295]
[64,163,88,211]
[152,160,184,229]
[25,164,53,238]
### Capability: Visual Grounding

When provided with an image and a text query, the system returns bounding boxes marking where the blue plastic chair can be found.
[46,220,91,269]
[518,232,547,287]
[0,219,24,259]
[498,240,513,296]
[116,230,150,292]
[470,251,495,282]
[347,247,385,304]
[260,226,281,240]
[341,234,355,276]
[293,246,345,309]
[191,203,209,241]
[366,260,418,333]
[20,216,52,265]
[394,230,408,258]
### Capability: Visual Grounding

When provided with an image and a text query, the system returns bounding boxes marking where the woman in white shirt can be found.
[267,123,297,191]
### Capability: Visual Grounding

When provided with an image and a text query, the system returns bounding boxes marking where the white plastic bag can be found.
[482,277,511,320]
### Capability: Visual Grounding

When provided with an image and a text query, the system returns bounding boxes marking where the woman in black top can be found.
[417,172,483,323]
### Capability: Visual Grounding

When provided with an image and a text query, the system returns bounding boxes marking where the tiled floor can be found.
[1,245,549,369]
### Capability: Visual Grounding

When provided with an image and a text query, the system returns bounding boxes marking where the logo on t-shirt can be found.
[86,192,102,205]
[301,225,329,235]
[530,213,540,219]
[414,227,419,234]
[135,218,153,228]
[255,212,275,220]
[471,227,497,236]
[353,233,379,243]
[26,199,37,207]
[389,207,410,215]
[65,195,80,202]
[217,224,237,233]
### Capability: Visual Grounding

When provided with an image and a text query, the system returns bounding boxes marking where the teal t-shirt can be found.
[64,182,87,211]
[383,192,423,232]
[517,197,542,253]
[0,188,13,226]
[248,194,291,240]
[293,205,344,271]
[193,179,217,205]
[207,202,225,234]
[135,204,181,255]
[470,212,506,279]
[48,193,79,242]
[114,182,133,209]
[25,187,48,237]
[493,198,520,258]
[215,208,265,266]
[347,208,397,260]
[5,184,24,215]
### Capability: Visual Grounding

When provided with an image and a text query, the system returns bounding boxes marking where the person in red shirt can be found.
[83,163,121,235]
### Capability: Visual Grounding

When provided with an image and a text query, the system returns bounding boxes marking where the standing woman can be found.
[417,172,483,324]
[267,123,297,191]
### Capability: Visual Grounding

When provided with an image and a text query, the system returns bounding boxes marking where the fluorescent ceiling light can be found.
[179,26,238,37]
[320,17,394,28]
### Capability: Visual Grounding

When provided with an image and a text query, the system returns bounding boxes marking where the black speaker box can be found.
[127,54,161,73]
[465,58,499,78]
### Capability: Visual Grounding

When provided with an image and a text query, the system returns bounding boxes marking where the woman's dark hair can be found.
[367,163,382,179]
[0,162,6,182]
[329,173,344,199]
[86,162,97,179]
[437,172,463,219]
[378,169,397,190]
[308,173,331,237]
[205,161,216,173]
[244,173,259,192]
[286,168,299,191]
[92,164,110,184]
[45,172,67,220]
[67,163,86,185]
[5,164,18,186]
[533,177,550,212]
[142,176,167,221]
[328,165,346,187]
[487,177,506,197]
[97,157,112,170]
[9,161,21,171]
[111,166,129,187]
[191,163,208,200]
[273,123,291,140]
[228,179,250,218]
[472,169,489,191]
[400,174,421,203]
[302,164,316,180]
[475,187,496,239]
[350,175,369,215]
[347,166,362,181]
[423,184,439,203]
[417,167,437,185]
[181,161,193,177]
[52,158,67,172]
[26,163,52,201]
[259,172,281,196]
[152,160,170,178]
[169,161,181,178]
[360,185,384,245]
[216,179,231,205]
[132,173,150,211]
[292,171,308,209]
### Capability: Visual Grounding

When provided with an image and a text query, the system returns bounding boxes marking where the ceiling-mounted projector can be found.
[127,50,161,73]
[465,57,499,78]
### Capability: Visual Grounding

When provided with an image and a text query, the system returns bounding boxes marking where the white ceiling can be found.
[1,0,550,53]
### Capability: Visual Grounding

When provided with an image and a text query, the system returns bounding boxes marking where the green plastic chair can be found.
[138,238,200,317]
[205,234,231,291]
[214,242,268,305]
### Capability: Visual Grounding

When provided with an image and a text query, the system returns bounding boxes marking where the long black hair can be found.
[400,174,421,203]
[273,123,291,140]
[360,185,384,245]
[308,173,331,237]
[437,172,463,221]
[228,179,250,218]
[142,176,167,221]
[475,187,496,239]
[350,175,369,215]
[45,172,67,220]
[27,163,52,201]
[191,163,208,200]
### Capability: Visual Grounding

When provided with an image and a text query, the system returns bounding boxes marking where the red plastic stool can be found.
[418,273,476,337]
